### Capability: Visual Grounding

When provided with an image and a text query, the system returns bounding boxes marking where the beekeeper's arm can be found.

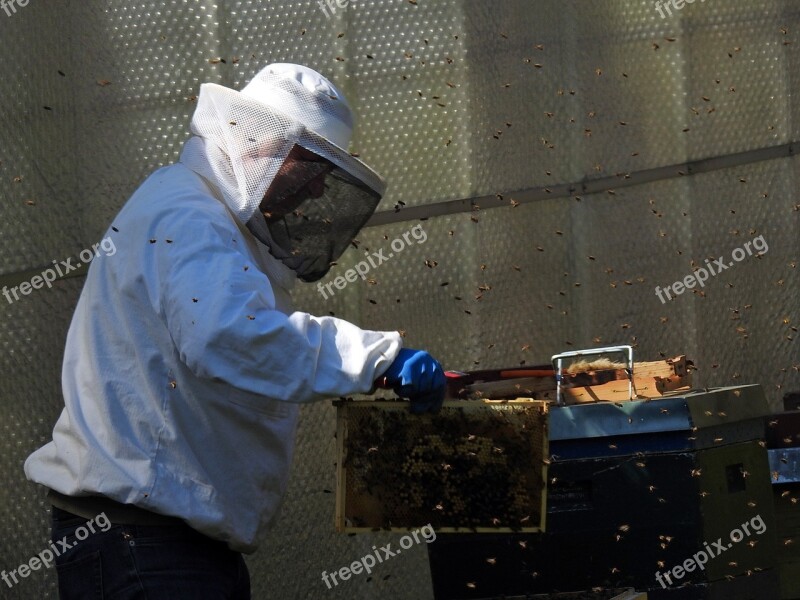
[155,211,405,402]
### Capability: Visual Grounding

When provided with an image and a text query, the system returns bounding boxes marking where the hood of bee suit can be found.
[179,63,387,283]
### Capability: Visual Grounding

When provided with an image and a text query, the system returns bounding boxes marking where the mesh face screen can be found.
[266,167,382,282]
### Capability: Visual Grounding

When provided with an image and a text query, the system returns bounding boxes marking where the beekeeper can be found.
[24,63,446,599]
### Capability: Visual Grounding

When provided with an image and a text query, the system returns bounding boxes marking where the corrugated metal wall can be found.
[2,0,799,597]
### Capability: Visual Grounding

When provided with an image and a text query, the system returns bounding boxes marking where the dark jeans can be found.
[51,506,250,600]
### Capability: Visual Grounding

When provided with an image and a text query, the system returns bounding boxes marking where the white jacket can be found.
[24,163,402,553]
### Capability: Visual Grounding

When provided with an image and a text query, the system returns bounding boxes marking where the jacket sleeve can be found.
[155,212,403,403]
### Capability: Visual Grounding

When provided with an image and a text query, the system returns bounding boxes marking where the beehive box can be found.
[428,386,778,599]
[335,398,548,533]
[516,590,647,600]
[766,417,800,600]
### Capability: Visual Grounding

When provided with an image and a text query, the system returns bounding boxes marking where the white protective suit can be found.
[24,64,403,553]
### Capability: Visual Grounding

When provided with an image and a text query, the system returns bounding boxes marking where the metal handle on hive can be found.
[551,345,634,405]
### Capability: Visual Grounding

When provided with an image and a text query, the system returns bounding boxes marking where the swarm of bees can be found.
[340,402,547,531]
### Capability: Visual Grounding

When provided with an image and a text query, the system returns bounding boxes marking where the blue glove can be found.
[382,348,446,414]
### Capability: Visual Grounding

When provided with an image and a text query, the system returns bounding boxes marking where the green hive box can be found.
[427,385,780,599]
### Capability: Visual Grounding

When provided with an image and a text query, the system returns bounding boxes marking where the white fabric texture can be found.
[24,68,403,551]
[240,63,354,149]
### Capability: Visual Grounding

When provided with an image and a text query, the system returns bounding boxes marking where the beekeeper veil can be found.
[180,63,386,282]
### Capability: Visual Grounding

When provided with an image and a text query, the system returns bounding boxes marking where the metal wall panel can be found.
[0,2,83,274]
[0,280,83,600]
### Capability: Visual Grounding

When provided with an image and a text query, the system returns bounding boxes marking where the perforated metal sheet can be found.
[0,1,83,275]
[0,279,83,600]
[3,0,800,598]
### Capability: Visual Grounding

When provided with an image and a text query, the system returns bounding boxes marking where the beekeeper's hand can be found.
[382,348,446,414]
